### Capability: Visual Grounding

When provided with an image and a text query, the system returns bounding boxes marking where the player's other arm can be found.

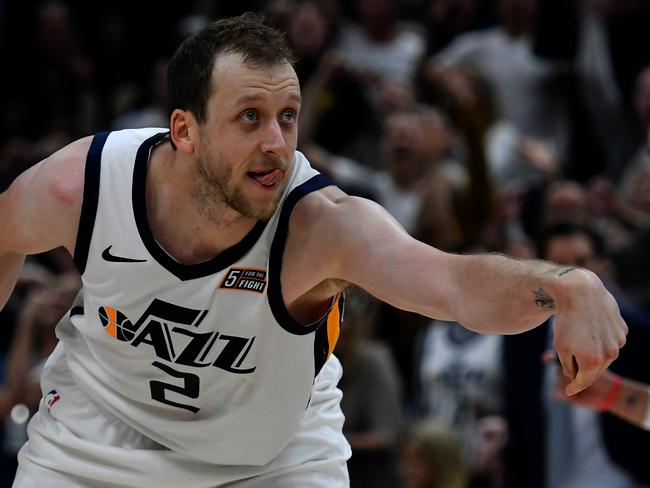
[0,137,90,310]
[307,193,626,394]
[553,367,650,431]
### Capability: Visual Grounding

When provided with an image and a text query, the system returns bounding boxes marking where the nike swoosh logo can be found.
[101,246,147,263]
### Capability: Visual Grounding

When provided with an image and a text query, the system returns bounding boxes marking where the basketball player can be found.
[0,13,627,488]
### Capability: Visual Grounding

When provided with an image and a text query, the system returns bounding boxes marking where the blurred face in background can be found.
[543,230,611,279]
[628,166,650,214]
[381,109,451,189]
[543,181,590,228]
[400,422,467,488]
[37,1,74,57]
[545,234,596,269]
[288,2,330,57]
[401,440,436,488]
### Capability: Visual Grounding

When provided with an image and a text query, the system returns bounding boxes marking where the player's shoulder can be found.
[291,185,364,232]
[291,185,397,234]
[44,136,94,205]
[5,136,92,207]
[0,135,95,254]
[287,185,409,268]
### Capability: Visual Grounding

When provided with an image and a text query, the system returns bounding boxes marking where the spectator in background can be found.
[306,104,457,235]
[503,223,650,488]
[112,58,169,130]
[612,125,650,312]
[288,1,377,156]
[416,315,506,488]
[534,0,650,182]
[334,0,426,93]
[31,1,97,137]
[519,179,589,248]
[425,0,572,167]
[330,0,427,163]
[418,60,547,251]
[570,69,650,260]
[621,65,650,195]
[0,272,80,482]
[618,67,650,224]
[336,292,403,488]
[286,0,339,84]
[522,174,645,259]
[401,419,469,488]
[551,363,650,433]
[585,176,645,255]
[422,0,495,56]
[542,180,590,229]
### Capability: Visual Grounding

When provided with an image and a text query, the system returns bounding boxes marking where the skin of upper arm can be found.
[0,137,91,257]
[284,189,457,320]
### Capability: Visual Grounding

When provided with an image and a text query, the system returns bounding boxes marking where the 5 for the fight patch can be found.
[219,268,267,293]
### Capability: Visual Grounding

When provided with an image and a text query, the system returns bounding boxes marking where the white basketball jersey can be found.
[418,320,503,457]
[55,128,343,466]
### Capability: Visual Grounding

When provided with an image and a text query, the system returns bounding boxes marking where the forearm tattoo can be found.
[534,288,556,308]
[625,392,639,407]
[557,267,577,277]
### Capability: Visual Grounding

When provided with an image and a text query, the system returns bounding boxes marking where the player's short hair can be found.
[167,13,295,123]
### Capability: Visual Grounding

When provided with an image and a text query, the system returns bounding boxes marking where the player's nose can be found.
[259,120,287,155]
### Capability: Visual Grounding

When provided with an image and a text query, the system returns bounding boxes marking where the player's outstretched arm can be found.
[295,191,627,395]
[0,137,90,310]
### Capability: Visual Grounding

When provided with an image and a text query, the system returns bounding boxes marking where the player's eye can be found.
[239,109,258,123]
[281,109,296,123]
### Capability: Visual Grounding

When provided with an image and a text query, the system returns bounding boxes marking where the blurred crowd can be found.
[1,0,650,486]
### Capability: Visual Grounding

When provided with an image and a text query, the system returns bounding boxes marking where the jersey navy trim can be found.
[70,305,84,317]
[268,174,336,335]
[73,131,109,274]
[131,132,268,281]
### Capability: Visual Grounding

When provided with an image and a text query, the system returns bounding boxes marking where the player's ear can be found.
[170,109,197,155]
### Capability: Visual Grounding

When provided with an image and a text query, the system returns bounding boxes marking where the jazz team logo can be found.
[96,298,257,413]
[220,268,267,293]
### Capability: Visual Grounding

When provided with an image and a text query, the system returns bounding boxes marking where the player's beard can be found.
[193,148,283,222]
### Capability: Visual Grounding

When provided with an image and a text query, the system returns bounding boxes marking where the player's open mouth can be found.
[247,169,282,189]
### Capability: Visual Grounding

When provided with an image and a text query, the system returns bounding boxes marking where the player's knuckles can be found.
[620,321,629,339]
[602,345,619,362]
[576,352,601,369]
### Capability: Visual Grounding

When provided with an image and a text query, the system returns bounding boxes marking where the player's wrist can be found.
[596,373,623,412]
[547,267,595,314]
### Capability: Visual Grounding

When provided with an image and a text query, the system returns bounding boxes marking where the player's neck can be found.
[145,144,257,265]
